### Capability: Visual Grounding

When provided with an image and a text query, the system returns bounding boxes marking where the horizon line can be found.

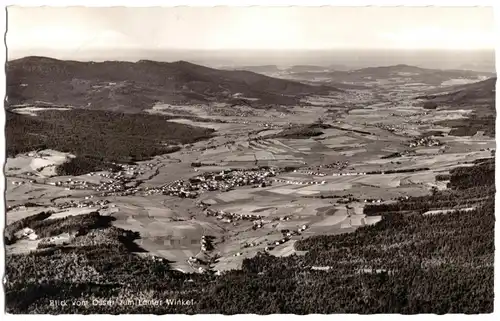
[7,54,497,71]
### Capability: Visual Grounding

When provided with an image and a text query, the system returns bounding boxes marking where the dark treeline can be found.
[6,110,214,174]
[448,158,495,190]
[435,174,450,181]
[366,167,429,175]
[364,160,494,216]
[55,156,123,176]
[362,189,493,216]
[269,123,326,139]
[437,116,495,137]
[381,152,401,159]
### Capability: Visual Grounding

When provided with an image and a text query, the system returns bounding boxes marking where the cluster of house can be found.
[11,180,28,186]
[389,111,427,118]
[218,217,311,257]
[48,178,95,190]
[204,208,263,225]
[87,163,157,196]
[200,235,213,252]
[410,119,429,126]
[233,223,309,256]
[272,178,326,185]
[161,168,280,199]
[87,162,151,180]
[258,123,281,129]
[364,198,384,204]
[372,122,405,133]
[101,187,140,197]
[331,172,368,177]
[94,181,128,194]
[40,163,152,196]
[319,161,350,170]
[293,169,327,176]
[408,137,441,148]
[264,224,309,249]
[56,198,111,210]
[241,240,263,249]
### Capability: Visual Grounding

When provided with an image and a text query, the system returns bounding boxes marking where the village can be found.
[159,167,282,198]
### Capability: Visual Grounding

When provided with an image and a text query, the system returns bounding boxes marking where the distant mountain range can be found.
[232,65,282,73]
[222,64,351,74]
[287,65,330,72]
[6,57,336,113]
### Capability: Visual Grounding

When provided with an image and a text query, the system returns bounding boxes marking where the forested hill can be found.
[417,77,496,137]
[6,56,336,112]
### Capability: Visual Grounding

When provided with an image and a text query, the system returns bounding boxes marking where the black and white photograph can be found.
[2,3,497,315]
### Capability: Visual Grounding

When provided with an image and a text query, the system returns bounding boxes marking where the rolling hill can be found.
[288,64,495,86]
[416,77,496,137]
[232,65,281,73]
[287,65,330,72]
[6,57,335,113]
[5,109,215,173]
[416,77,496,114]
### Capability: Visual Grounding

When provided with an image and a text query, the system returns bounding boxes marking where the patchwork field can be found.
[5,70,495,276]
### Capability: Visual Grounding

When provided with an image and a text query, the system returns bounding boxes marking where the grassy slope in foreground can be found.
[5,159,494,314]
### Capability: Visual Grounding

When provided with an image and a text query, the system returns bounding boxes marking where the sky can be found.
[7,6,496,56]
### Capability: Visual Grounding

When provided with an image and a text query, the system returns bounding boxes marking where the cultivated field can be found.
[5,69,495,273]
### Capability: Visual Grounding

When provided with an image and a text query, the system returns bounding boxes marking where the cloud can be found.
[7,27,143,51]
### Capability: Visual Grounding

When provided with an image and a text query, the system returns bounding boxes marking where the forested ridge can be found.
[6,110,214,174]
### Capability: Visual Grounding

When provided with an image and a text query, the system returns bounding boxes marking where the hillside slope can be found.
[417,77,496,110]
[289,64,494,86]
[233,65,281,73]
[5,109,215,173]
[417,77,496,137]
[6,57,335,112]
